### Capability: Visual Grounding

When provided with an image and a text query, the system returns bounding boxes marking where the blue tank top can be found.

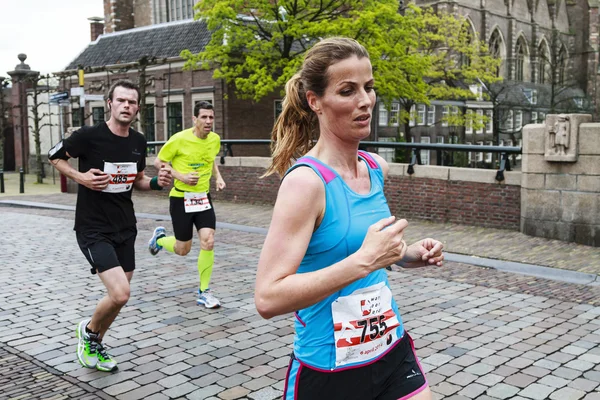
[285,151,405,371]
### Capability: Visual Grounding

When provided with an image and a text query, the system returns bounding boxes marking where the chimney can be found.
[88,17,105,41]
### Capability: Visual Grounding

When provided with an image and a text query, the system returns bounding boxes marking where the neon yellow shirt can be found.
[157,128,221,198]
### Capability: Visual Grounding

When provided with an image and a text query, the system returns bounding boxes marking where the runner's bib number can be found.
[102,162,137,193]
[332,282,400,367]
[184,192,211,213]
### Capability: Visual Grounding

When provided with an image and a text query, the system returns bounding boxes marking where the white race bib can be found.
[102,162,137,193]
[184,192,212,213]
[331,282,400,367]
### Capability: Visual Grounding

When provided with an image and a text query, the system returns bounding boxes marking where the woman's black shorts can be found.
[283,333,428,400]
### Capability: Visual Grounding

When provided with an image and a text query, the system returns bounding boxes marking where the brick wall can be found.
[104,0,134,33]
[385,176,520,229]
[145,159,522,230]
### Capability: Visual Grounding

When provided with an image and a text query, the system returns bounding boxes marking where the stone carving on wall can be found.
[544,114,591,162]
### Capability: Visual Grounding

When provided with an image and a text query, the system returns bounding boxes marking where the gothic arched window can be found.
[489,29,506,77]
[460,21,475,67]
[537,41,550,84]
[515,36,529,82]
[558,45,567,85]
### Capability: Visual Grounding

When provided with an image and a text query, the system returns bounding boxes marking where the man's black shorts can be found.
[76,227,137,275]
[170,193,216,241]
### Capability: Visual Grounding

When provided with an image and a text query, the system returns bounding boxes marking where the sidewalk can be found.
[2,190,599,276]
[0,171,62,197]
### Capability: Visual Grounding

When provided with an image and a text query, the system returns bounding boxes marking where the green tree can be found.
[28,74,56,184]
[183,1,500,147]
[375,7,500,146]
[183,0,410,102]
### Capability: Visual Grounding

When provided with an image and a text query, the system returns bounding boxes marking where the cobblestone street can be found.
[1,196,599,399]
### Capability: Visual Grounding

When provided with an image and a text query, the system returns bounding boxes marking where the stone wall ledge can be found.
[147,156,521,186]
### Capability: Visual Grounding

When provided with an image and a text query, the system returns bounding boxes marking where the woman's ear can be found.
[306,90,321,113]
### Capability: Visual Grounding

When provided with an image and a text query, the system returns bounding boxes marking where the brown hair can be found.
[264,37,370,177]
[194,100,214,117]
[107,79,141,102]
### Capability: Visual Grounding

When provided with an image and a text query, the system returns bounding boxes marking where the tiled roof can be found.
[64,19,211,71]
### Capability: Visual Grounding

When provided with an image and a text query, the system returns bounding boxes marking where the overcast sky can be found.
[1,1,103,78]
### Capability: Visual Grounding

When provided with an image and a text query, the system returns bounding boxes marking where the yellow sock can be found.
[157,236,176,253]
[198,249,214,292]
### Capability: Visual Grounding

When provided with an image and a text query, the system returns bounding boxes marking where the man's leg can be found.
[198,228,215,291]
[150,196,193,256]
[88,269,133,340]
[156,235,192,256]
[196,228,220,308]
[78,268,132,372]
[75,232,128,372]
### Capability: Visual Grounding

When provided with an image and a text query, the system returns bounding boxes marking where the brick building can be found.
[103,0,199,33]
[58,18,278,157]
[376,0,600,167]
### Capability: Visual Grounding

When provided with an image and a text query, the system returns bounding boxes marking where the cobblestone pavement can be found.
[1,199,600,399]
[3,191,599,274]
[0,342,114,400]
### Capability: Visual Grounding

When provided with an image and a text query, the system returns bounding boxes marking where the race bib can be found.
[102,162,137,193]
[184,192,212,213]
[332,282,400,367]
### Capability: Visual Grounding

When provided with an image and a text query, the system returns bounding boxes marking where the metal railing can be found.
[147,140,522,182]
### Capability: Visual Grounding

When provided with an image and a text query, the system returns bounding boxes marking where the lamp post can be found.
[7,54,39,174]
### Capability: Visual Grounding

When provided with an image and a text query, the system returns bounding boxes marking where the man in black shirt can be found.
[48,80,171,372]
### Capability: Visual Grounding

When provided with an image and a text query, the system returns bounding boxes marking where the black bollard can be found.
[0,169,4,193]
[19,168,24,194]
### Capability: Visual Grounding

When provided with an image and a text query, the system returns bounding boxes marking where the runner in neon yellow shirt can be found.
[148,101,226,308]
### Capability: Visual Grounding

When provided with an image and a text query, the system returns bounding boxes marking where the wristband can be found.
[150,176,162,190]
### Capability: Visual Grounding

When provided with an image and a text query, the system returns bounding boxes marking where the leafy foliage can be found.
[182,0,501,125]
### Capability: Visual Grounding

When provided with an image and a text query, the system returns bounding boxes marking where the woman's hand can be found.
[356,216,409,274]
[400,239,444,268]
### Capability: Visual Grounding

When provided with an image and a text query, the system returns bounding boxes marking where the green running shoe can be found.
[76,319,98,368]
[95,342,118,372]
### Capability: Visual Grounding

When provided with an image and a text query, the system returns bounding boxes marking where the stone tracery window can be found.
[460,21,475,67]
[558,45,567,85]
[489,29,506,78]
[537,41,550,84]
[515,36,529,82]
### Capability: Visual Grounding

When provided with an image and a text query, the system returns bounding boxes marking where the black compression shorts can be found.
[76,227,137,275]
[169,193,216,241]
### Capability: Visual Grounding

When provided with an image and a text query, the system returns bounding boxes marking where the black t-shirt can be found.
[63,122,147,233]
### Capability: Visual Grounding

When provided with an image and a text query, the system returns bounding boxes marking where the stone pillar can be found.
[7,54,38,173]
[521,114,599,247]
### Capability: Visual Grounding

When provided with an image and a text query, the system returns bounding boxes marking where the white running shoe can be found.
[197,289,221,308]
[148,226,166,255]
[76,319,98,368]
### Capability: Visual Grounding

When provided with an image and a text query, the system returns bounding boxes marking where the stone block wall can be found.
[521,120,600,246]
